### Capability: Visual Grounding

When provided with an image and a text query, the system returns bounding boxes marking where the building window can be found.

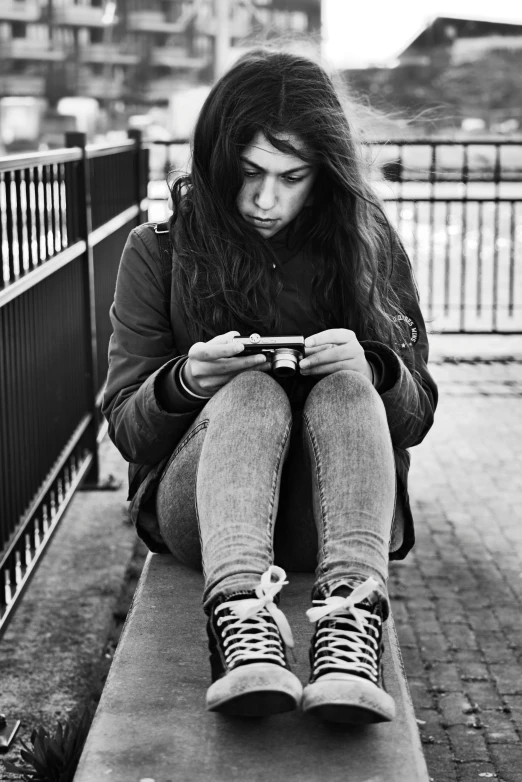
[12,21,27,38]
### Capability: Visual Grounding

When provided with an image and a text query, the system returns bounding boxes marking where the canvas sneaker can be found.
[302,577,396,723]
[206,565,302,716]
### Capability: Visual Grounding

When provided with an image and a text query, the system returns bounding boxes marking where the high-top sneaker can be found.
[206,565,302,716]
[302,577,396,724]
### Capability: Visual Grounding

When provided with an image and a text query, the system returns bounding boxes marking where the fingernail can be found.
[305,338,314,347]
[300,359,309,369]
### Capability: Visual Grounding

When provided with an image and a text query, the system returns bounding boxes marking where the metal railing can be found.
[147,138,522,334]
[0,131,149,636]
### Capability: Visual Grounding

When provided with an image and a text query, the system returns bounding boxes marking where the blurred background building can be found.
[1,2,522,152]
[0,0,321,151]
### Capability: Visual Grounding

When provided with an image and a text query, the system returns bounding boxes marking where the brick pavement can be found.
[390,359,522,782]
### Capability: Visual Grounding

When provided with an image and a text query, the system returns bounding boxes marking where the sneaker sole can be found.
[302,676,396,724]
[206,663,303,717]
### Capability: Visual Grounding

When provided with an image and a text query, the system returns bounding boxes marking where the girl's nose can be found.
[255,178,277,211]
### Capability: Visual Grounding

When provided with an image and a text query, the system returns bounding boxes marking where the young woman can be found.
[102,48,438,724]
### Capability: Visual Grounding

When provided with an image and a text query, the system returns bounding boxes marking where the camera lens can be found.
[272,348,300,378]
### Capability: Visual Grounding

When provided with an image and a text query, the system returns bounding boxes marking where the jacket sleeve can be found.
[101,225,204,465]
[360,243,439,450]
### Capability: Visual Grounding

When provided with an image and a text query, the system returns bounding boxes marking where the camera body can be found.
[233,334,305,378]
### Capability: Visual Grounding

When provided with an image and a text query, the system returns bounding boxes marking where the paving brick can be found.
[409,678,437,711]
[493,607,522,631]
[429,662,463,692]
[426,578,462,600]
[395,622,417,648]
[463,682,506,712]
[454,650,487,666]
[417,708,450,744]
[447,725,490,763]
[421,634,453,661]
[490,664,522,695]
[480,709,520,743]
[439,692,475,726]
[390,600,409,623]
[501,696,522,733]
[443,624,480,651]
[460,663,493,682]
[435,599,469,625]
[456,762,499,781]
[401,644,427,677]
[489,746,522,782]
[424,741,458,782]
[468,613,503,633]
[409,610,443,635]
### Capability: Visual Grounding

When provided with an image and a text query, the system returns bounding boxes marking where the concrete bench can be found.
[74,553,429,782]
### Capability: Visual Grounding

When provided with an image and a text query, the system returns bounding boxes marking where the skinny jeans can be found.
[155,370,396,617]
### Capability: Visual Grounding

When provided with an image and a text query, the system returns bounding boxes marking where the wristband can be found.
[179,359,213,400]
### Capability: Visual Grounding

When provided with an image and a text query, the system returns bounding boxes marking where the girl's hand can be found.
[183,331,271,397]
[299,329,373,381]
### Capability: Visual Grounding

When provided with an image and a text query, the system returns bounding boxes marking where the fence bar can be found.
[66,132,99,484]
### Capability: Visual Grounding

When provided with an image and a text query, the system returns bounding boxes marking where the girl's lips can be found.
[248,215,278,225]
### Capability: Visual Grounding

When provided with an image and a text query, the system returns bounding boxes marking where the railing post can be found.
[65,131,99,484]
[127,128,148,224]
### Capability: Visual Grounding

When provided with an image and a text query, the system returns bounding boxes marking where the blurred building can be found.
[0,0,321,107]
[342,13,522,136]
[396,16,522,68]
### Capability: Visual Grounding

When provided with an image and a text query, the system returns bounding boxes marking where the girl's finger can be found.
[190,339,245,362]
[300,344,353,369]
[207,331,241,344]
[305,329,355,348]
[304,343,334,356]
[193,353,268,376]
[300,360,361,376]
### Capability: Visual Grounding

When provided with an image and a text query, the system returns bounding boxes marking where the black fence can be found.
[0,132,148,636]
[147,138,522,334]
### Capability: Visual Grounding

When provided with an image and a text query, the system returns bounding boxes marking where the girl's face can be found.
[236,131,317,238]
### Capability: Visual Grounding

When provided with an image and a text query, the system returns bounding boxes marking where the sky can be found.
[322,0,522,68]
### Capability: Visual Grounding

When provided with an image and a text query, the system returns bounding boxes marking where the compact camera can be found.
[233,334,305,378]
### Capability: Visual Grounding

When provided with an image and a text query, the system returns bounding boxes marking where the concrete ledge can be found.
[74,553,429,782]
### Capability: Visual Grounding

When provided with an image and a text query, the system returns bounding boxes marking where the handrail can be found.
[86,140,137,158]
[0,147,83,171]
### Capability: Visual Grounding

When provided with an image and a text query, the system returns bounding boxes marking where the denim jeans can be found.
[155,370,396,617]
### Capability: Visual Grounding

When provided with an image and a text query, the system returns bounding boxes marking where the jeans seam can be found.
[266,420,292,560]
[158,420,209,486]
[193,425,209,581]
[302,412,329,577]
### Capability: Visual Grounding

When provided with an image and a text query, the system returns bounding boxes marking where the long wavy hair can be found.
[169,48,412,348]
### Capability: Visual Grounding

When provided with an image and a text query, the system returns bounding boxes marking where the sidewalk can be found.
[391,350,522,782]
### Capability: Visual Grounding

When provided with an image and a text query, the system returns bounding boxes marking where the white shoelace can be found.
[306,577,382,683]
[216,565,294,669]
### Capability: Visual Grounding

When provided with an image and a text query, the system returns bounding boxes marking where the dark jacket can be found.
[102,222,438,560]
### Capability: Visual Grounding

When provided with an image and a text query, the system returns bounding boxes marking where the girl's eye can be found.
[284,176,305,184]
[243,170,258,178]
